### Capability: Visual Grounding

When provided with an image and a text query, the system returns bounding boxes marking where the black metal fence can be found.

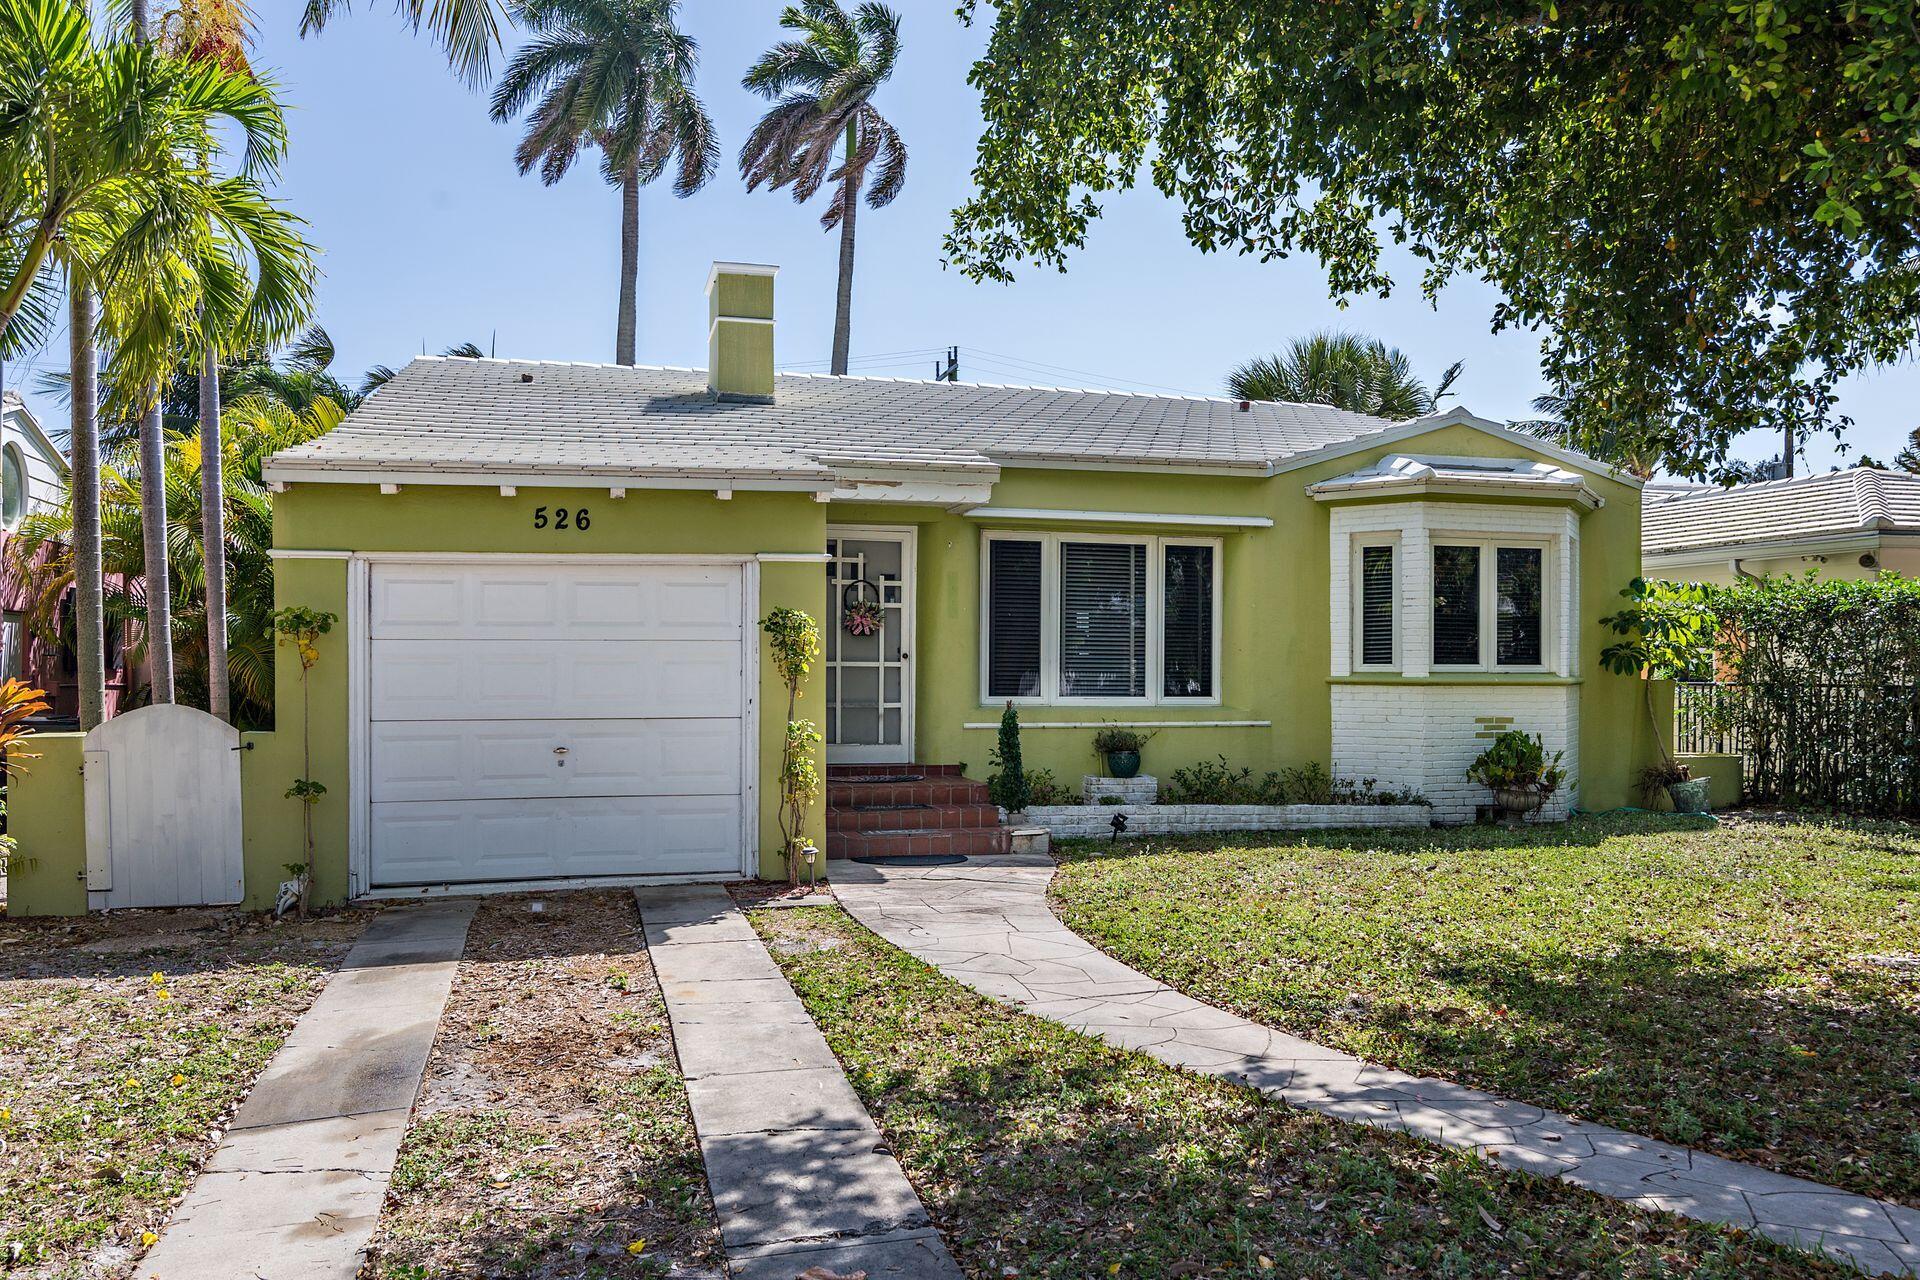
[1674,679,1920,816]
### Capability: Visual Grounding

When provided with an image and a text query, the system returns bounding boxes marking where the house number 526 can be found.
[533,506,591,531]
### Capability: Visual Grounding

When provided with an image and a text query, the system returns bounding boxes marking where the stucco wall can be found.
[836,421,1651,814]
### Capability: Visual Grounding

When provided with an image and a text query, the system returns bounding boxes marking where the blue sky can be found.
[13,0,1919,473]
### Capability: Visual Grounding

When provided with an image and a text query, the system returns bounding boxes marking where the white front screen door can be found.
[366,561,747,887]
[825,530,913,764]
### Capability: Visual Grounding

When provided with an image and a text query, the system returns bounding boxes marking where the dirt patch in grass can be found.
[1050,812,1920,1207]
[0,905,371,1278]
[727,880,833,911]
[754,903,1851,1280]
[364,891,720,1280]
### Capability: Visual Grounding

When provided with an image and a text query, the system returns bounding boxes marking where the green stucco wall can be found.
[3,419,1661,916]
[836,422,1651,812]
[5,734,87,915]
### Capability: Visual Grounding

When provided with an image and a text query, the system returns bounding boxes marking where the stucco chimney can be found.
[706,261,778,402]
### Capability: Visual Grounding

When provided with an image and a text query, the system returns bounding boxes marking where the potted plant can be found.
[1466,730,1567,827]
[1091,725,1154,779]
[1600,578,1718,812]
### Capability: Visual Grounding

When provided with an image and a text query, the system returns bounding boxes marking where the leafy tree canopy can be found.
[945,1,1920,480]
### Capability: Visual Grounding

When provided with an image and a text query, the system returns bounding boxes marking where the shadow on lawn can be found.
[1382,937,1920,1202]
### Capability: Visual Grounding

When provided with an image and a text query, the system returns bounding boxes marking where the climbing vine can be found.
[762,607,823,883]
[271,605,336,915]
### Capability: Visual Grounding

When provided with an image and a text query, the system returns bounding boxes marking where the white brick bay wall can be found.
[1332,683,1579,823]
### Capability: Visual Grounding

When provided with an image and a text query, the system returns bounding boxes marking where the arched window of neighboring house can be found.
[2,444,25,529]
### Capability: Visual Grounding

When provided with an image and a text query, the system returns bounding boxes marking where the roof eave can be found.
[1271,407,1646,489]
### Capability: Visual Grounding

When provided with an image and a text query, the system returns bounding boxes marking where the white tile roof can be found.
[1642,467,1920,555]
[264,356,1412,484]
[1308,453,1602,508]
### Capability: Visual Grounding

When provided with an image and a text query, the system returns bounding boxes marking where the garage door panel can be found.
[372,563,742,641]
[370,639,742,721]
[371,719,742,803]
[371,795,743,885]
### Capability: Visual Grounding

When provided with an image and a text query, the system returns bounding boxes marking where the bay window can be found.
[1432,539,1549,670]
[982,532,1221,704]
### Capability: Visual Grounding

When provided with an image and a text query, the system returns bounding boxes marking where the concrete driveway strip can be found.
[833,854,1920,1280]
[138,899,476,1280]
[634,885,964,1280]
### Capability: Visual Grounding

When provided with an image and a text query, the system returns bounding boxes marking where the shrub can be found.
[1025,767,1071,806]
[1091,725,1154,754]
[1161,756,1427,806]
[987,701,1030,813]
[1466,730,1567,795]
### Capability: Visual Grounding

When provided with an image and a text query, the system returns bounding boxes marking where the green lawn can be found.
[754,904,1848,1279]
[0,908,369,1278]
[1050,813,1920,1208]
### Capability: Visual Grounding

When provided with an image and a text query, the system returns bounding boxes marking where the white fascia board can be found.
[1644,532,1884,566]
[964,506,1275,529]
[986,453,1275,478]
[5,397,69,476]
[1270,407,1647,489]
[832,480,997,506]
[260,464,834,495]
[1308,475,1602,511]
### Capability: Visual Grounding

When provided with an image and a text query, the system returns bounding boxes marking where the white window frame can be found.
[980,530,1223,707]
[1428,535,1552,673]
[1349,534,1401,672]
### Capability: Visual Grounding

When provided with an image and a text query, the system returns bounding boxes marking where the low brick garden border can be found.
[1021,803,1433,839]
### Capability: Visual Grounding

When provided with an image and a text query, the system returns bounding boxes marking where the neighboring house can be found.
[7,262,1658,912]
[1642,467,1920,585]
[0,390,120,720]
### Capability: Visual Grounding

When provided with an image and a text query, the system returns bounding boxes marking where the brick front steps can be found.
[826,764,1011,860]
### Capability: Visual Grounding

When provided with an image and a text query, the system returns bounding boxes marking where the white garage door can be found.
[367,561,748,887]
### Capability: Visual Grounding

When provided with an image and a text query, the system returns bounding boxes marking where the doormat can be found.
[850,854,966,867]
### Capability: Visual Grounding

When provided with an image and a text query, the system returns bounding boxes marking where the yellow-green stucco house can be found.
[7,263,1663,914]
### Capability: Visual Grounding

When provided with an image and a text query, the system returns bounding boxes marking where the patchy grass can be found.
[1049,812,1920,1207]
[0,906,370,1278]
[752,904,1848,1280]
[365,891,721,1280]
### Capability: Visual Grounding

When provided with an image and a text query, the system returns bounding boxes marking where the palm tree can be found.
[1516,391,1664,480]
[739,0,906,376]
[0,0,296,724]
[11,394,342,728]
[298,0,507,84]
[1226,332,1461,421]
[489,0,715,366]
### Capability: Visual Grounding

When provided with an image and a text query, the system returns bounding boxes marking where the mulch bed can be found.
[363,890,721,1279]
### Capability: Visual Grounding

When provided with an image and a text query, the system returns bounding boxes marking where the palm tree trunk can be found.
[616,163,639,366]
[139,400,174,704]
[69,279,106,731]
[830,122,858,376]
[200,349,229,721]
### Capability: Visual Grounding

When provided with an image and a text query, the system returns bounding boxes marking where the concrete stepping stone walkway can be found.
[634,885,963,1280]
[139,898,477,1280]
[833,854,1920,1278]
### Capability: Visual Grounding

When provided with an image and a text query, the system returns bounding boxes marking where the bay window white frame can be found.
[979,530,1223,706]
[1428,535,1552,673]
[1349,534,1402,672]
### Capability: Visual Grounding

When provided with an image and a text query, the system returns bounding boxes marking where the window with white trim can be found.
[1352,540,1398,669]
[982,532,1221,704]
[1431,538,1549,670]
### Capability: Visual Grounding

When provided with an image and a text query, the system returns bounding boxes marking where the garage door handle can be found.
[553,746,570,755]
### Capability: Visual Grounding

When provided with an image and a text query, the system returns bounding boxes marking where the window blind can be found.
[1163,544,1214,697]
[1496,546,1544,666]
[1060,541,1146,698]
[1360,545,1395,665]
[1433,544,1482,666]
[986,539,1043,697]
